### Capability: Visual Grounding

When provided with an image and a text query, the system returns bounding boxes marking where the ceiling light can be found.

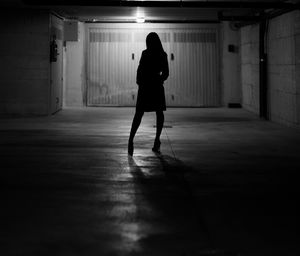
[136,17,145,23]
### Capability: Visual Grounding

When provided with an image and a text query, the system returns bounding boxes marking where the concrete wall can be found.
[50,14,64,114]
[64,22,85,107]
[221,22,241,107]
[297,13,300,125]
[0,9,50,115]
[267,10,300,126]
[240,10,300,127]
[240,24,260,114]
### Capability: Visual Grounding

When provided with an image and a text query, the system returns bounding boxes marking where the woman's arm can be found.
[161,52,169,82]
[136,51,145,86]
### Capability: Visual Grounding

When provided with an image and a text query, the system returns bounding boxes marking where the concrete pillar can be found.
[64,22,85,107]
[296,12,300,125]
[221,21,241,107]
[267,10,300,126]
[240,24,260,114]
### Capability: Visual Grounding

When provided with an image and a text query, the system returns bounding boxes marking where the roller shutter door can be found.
[86,23,220,107]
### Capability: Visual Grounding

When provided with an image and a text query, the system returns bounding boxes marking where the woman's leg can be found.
[128,110,144,155]
[129,110,144,144]
[154,111,164,150]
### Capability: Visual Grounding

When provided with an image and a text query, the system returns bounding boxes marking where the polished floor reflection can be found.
[1,108,300,256]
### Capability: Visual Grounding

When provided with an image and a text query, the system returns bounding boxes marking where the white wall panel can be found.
[86,23,220,107]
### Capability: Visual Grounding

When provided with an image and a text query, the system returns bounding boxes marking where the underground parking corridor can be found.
[1,108,300,256]
[1,0,300,255]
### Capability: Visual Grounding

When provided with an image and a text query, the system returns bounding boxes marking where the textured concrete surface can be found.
[64,22,85,108]
[0,9,50,115]
[1,107,300,256]
[268,10,300,126]
[240,24,260,115]
[241,10,300,127]
[222,21,241,106]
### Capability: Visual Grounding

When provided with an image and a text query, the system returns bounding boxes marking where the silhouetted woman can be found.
[128,32,169,156]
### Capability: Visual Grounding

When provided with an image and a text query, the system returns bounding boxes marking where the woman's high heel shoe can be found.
[128,141,134,156]
[152,139,161,153]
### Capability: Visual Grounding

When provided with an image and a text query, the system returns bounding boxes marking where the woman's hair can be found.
[146,32,164,53]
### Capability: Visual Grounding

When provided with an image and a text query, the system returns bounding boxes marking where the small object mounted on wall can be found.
[228,103,241,108]
[228,44,236,53]
[64,21,79,41]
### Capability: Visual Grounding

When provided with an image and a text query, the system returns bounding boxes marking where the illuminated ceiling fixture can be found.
[135,7,145,23]
[136,16,145,23]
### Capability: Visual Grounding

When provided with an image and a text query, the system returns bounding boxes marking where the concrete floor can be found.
[1,107,300,256]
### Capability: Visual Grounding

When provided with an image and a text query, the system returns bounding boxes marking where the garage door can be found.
[86,23,220,107]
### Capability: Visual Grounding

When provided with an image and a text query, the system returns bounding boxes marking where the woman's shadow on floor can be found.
[126,153,212,255]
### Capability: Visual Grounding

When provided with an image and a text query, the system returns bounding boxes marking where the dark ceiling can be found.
[0,0,299,22]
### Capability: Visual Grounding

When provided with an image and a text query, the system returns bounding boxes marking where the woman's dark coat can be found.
[136,49,169,112]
